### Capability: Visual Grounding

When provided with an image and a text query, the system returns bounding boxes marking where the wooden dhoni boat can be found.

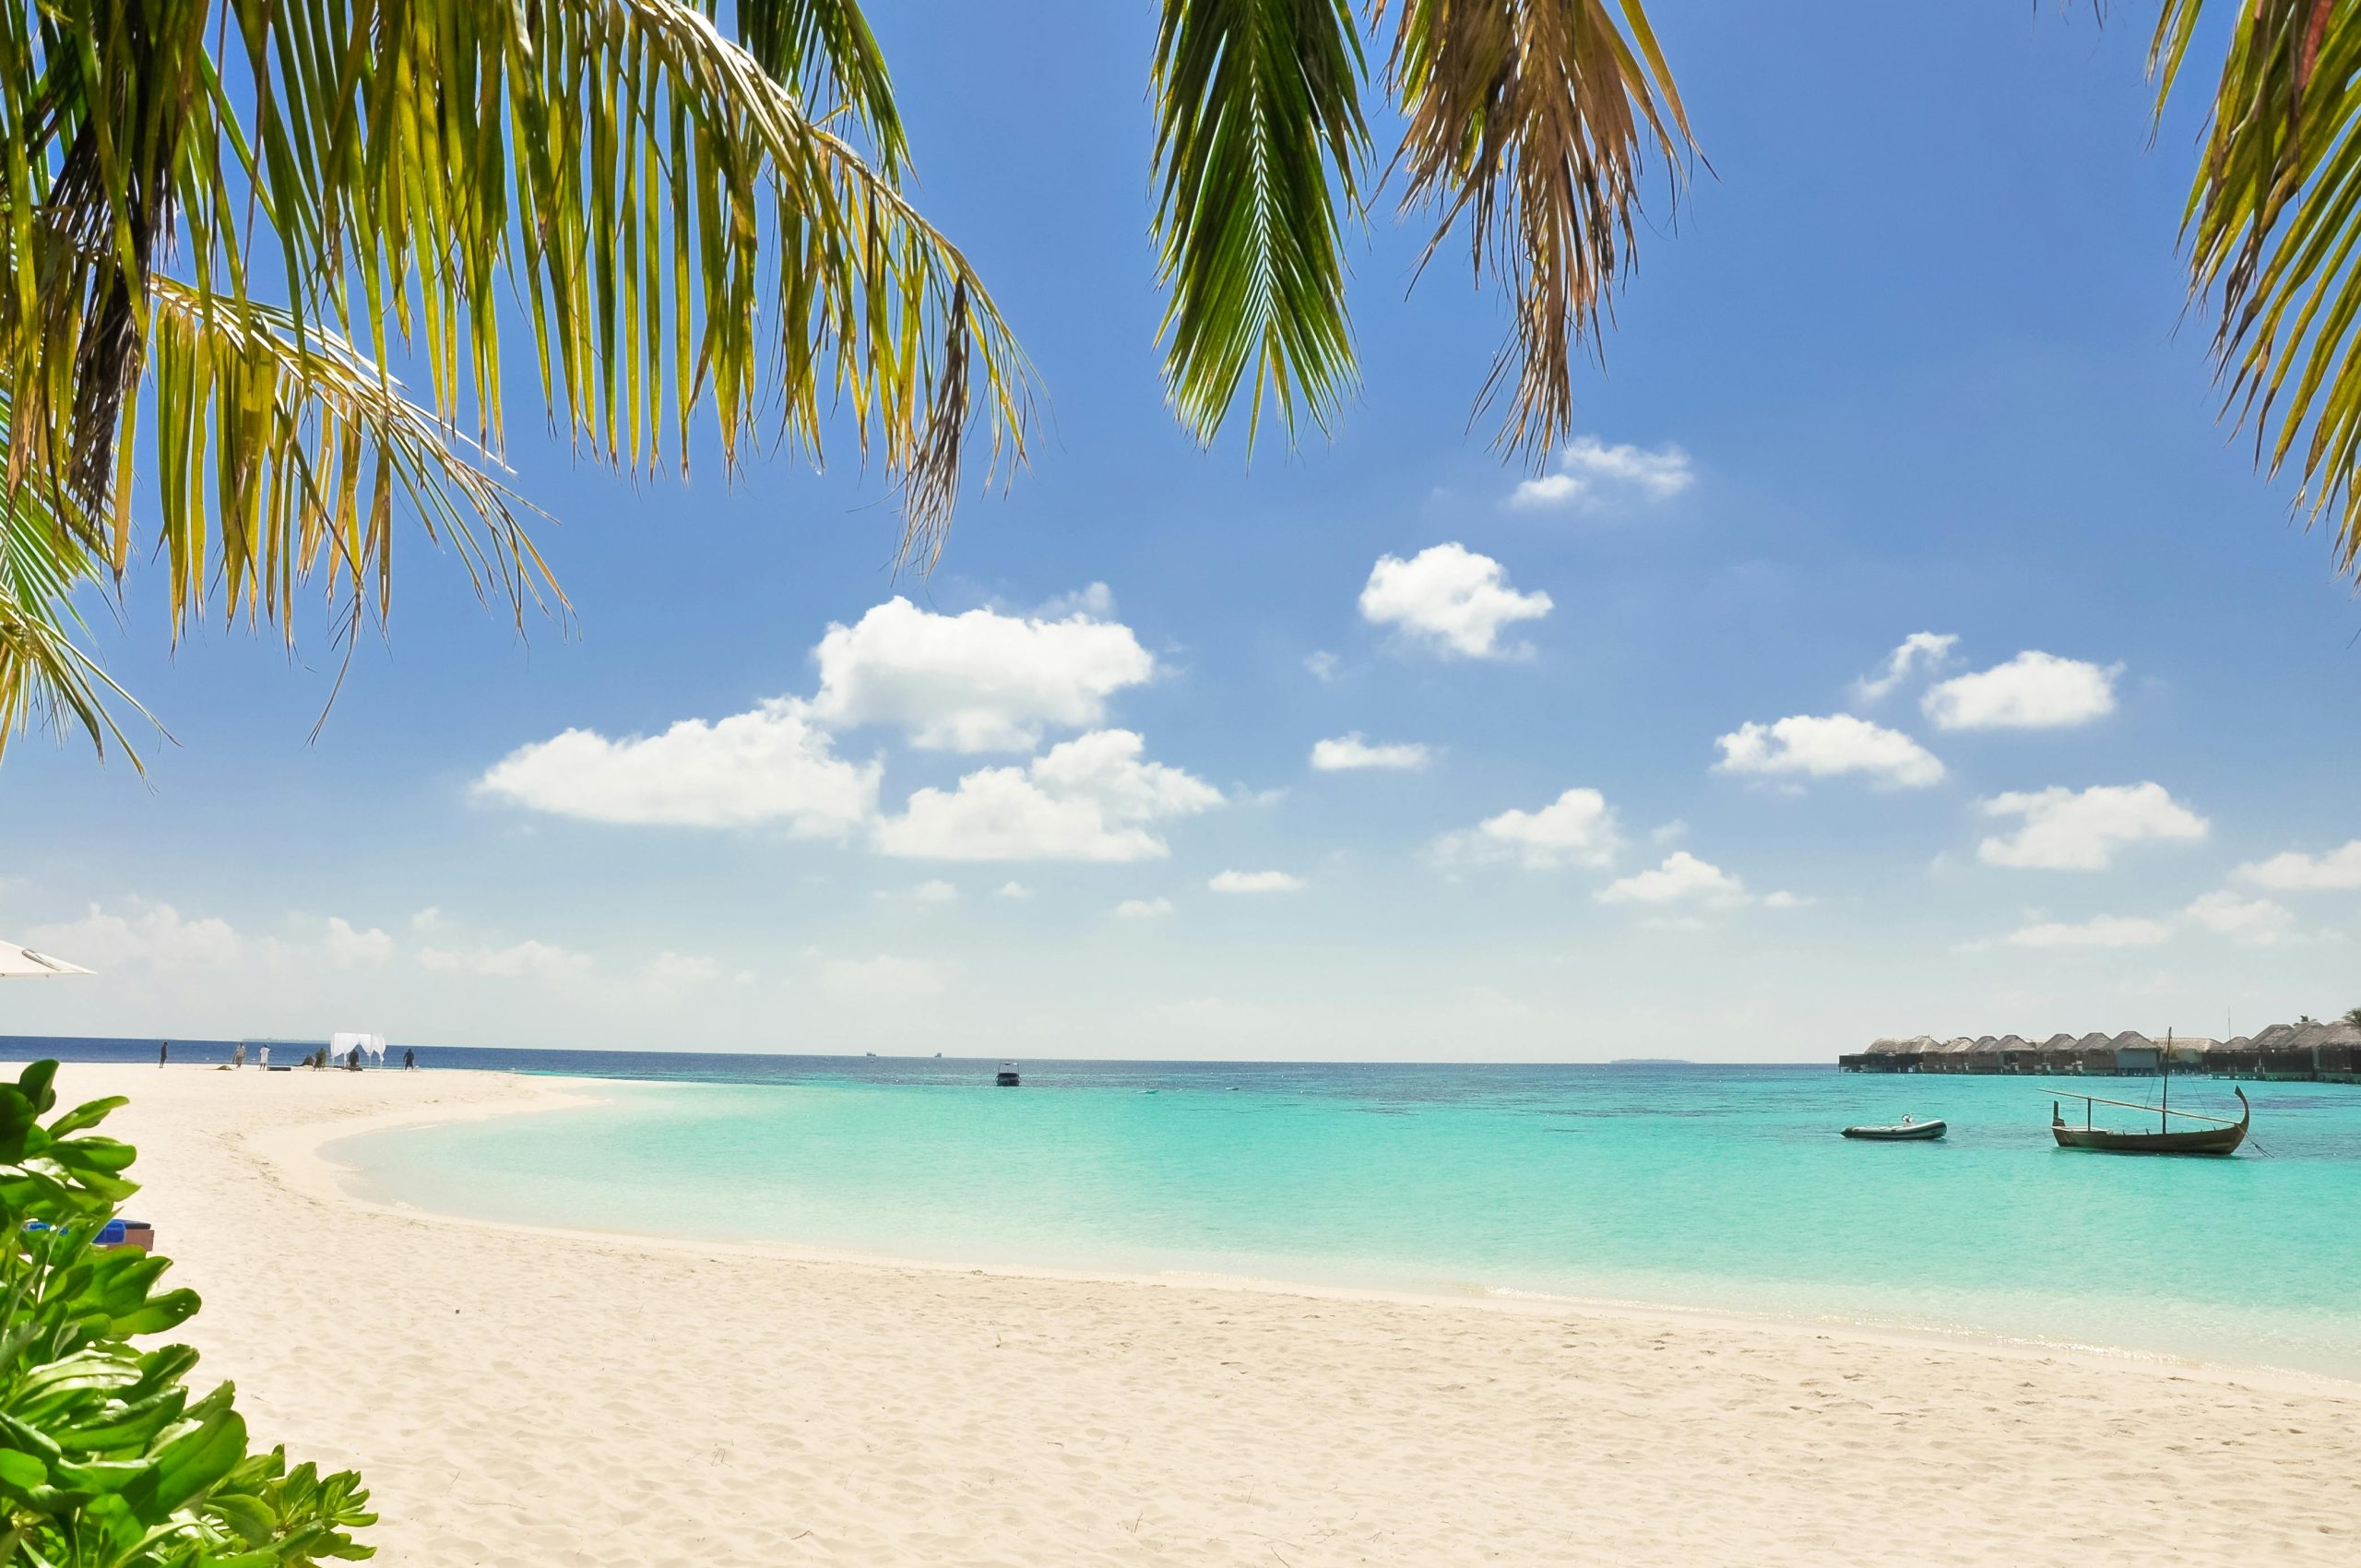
[2049,1029,2248,1155]
[1842,1119,1946,1141]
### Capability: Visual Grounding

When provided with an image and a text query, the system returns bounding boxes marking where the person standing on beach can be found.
[232,1042,245,1069]
[403,1048,415,1071]
[158,1040,167,1069]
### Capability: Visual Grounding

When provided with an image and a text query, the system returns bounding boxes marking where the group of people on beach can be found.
[157,1041,418,1070]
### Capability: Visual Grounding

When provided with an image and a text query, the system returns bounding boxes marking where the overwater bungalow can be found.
[1843,1037,1921,1073]
[2203,1036,2257,1076]
[1840,1037,1897,1073]
[2248,1023,2319,1081]
[2037,1032,2082,1074]
[1841,1023,2361,1079]
[2316,1023,2361,1083]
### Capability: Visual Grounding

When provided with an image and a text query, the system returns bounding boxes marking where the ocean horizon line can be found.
[0,1034,1824,1072]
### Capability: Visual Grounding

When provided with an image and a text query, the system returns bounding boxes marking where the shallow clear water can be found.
[330,1059,2361,1376]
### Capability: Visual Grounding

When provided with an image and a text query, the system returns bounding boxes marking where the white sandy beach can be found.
[43,1062,2361,1567]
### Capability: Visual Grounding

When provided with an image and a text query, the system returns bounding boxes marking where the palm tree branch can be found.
[1378,0,1692,461]
[1151,0,1370,450]
[136,273,560,642]
[2155,0,2361,576]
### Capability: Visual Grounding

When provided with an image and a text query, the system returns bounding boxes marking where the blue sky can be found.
[5,3,2358,1059]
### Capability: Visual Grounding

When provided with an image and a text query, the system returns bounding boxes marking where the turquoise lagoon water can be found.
[331,1060,2361,1377]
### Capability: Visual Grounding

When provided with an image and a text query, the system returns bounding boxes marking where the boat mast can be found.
[2162,1028,2171,1131]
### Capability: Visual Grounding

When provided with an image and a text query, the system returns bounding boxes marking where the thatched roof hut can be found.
[2309,1021,2361,1079]
[1967,1034,2005,1072]
[2074,1030,2117,1075]
[1847,1034,1935,1072]
[2109,1030,2160,1075]
[2202,1035,2256,1075]
[2162,1035,2213,1068]
[2037,1032,2081,1072]
[2249,1023,2319,1079]
[1997,1034,2042,1073]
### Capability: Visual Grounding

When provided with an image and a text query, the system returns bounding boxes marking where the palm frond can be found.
[1152,0,1370,448]
[2155,0,2361,578]
[136,277,558,642]
[1379,0,1691,460]
[0,0,1037,757]
[218,0,1032,564]
[0,471,155,765]
[735,0,909,174]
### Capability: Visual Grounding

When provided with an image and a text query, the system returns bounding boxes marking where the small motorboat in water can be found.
[1841,1119,1946,1141]
[995,1063,1020,1087]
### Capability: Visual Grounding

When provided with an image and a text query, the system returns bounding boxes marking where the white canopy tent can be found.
[0,943,90,978]
[329,1031,386,1064]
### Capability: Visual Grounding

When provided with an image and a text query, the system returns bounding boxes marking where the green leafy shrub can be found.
[0,1061,374,1564]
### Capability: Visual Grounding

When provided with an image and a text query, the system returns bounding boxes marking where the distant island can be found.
[1609,1058,1695,1066]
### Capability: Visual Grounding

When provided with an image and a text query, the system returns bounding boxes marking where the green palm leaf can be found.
[736,0,909,174]
[0,0,1037,757]
[2155,0,2361,578]
[1152,0,1370,448]
[1380,0,1692,461]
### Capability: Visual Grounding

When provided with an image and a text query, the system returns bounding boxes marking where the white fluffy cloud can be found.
[1597,852,1747,907]
[1714,714,1945,788]
[1436,787,1621,870]
[1507,436,1693,509]
[644,951,724,987]
[1853,632,1957,702]
[1310,733,1432,771]
[418,938,591,979]
[808,596,1155,753]
[996,881,1032,899]
[1975,782,2209,870]
[1112,897,1173,920]
[818,953,946,1000]
[873,730,1221,862]
[1923,651,2121,731]
[30,900,243,971]
[2000,915,2174,949]
[475,591,1168,835]
[474,699,879,833]
[2234,839,2361,891]
[1359,543,1552,659]
[1209,870,1305,894]
[2183,890,2296,947]
[322,917,394,969]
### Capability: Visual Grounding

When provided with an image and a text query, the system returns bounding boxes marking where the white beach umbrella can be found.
[0,942,91,978]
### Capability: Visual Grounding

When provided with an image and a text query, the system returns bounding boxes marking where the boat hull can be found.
[2051,1123,2244,1155]
[1841,1121,1946,1141]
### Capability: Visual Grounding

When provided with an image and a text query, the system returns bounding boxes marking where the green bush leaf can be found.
[0,1061,377,1563]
